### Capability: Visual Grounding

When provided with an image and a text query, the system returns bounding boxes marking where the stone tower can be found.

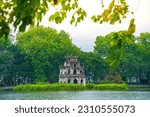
[59,56,86,84]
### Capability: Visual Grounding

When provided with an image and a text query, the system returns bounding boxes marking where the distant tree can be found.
[79,52,109,83]
[94,32,150,84]
[103,71,124,84]
[10,45,34,85]
[116,33,150,84]
[0,37,13,86]
[138,33,150,83]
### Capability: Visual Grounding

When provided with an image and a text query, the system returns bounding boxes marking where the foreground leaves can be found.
[0,0,134,38]
[91,0,129,24]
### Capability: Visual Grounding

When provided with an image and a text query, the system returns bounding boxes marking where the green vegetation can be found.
[1,0,146,88]
[128,85,150,91]
[93,84,128,91]
[0,27,150,86]
[1,0,132,38]
[94,32,150,83]
[16,26,81,82]
[0,0,135,69]
[13,83,128,92]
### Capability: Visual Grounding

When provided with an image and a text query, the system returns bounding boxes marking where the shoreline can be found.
[0,87,14,91]
[128,85,150,91]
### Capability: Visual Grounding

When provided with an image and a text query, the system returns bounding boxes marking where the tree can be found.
[94,31,135,66]
[0,36,33,86]
[103,71,124,84]
[0,0,137,66]
[118,43,141,82]
[135,33,150,84]
[16,26,81,82]
[0,0,135,38]
[0,37,13,86]
[115,33,150,84]
[79,52,109,83]
[94,32,150,84]
[10,45,34,85]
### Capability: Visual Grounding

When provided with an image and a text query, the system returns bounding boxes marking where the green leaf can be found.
[128,18,136,34]
[70,16,75,24]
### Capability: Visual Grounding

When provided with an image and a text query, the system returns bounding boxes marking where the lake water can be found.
[0,91,150,100]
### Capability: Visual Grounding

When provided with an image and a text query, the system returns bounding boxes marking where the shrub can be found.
[13,83,128,92]
[93,84,128,90]
[104,72,124,84]
[86,84,94,90]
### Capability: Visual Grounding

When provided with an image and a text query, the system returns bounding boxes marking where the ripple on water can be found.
[0,91,150,100]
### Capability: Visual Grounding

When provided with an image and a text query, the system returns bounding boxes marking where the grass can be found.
[13,83,128,92]
[93,84,128,90]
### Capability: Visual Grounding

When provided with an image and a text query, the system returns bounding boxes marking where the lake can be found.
[0,91,150,100]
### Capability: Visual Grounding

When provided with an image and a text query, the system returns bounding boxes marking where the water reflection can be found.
[0,91,150,100]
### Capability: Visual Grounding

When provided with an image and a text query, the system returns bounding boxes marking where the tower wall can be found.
[59,56,86,84]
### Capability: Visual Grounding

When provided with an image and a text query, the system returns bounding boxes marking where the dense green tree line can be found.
[94,32,150,84]
[0,27,150,86]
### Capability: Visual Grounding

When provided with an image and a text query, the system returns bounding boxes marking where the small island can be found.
[13,56,128,92]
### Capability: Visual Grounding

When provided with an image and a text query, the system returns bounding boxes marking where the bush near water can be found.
[13,83,128,92]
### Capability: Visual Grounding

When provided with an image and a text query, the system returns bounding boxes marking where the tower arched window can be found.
[74,79,78,84]
[68,79,71,83]
[81,79,83,84]
[73,70,77,75]
[68,70,70,74]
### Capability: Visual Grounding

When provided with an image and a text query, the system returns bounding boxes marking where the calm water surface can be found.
[0,91,150,100]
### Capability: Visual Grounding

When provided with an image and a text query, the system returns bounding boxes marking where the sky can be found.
[40,0,150,52]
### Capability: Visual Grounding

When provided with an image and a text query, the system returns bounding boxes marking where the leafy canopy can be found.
[94,30,135,66]
[16,26,81,82]
[0,0,135,38]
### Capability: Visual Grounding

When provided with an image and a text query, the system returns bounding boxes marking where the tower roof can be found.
[65,56,78,60]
